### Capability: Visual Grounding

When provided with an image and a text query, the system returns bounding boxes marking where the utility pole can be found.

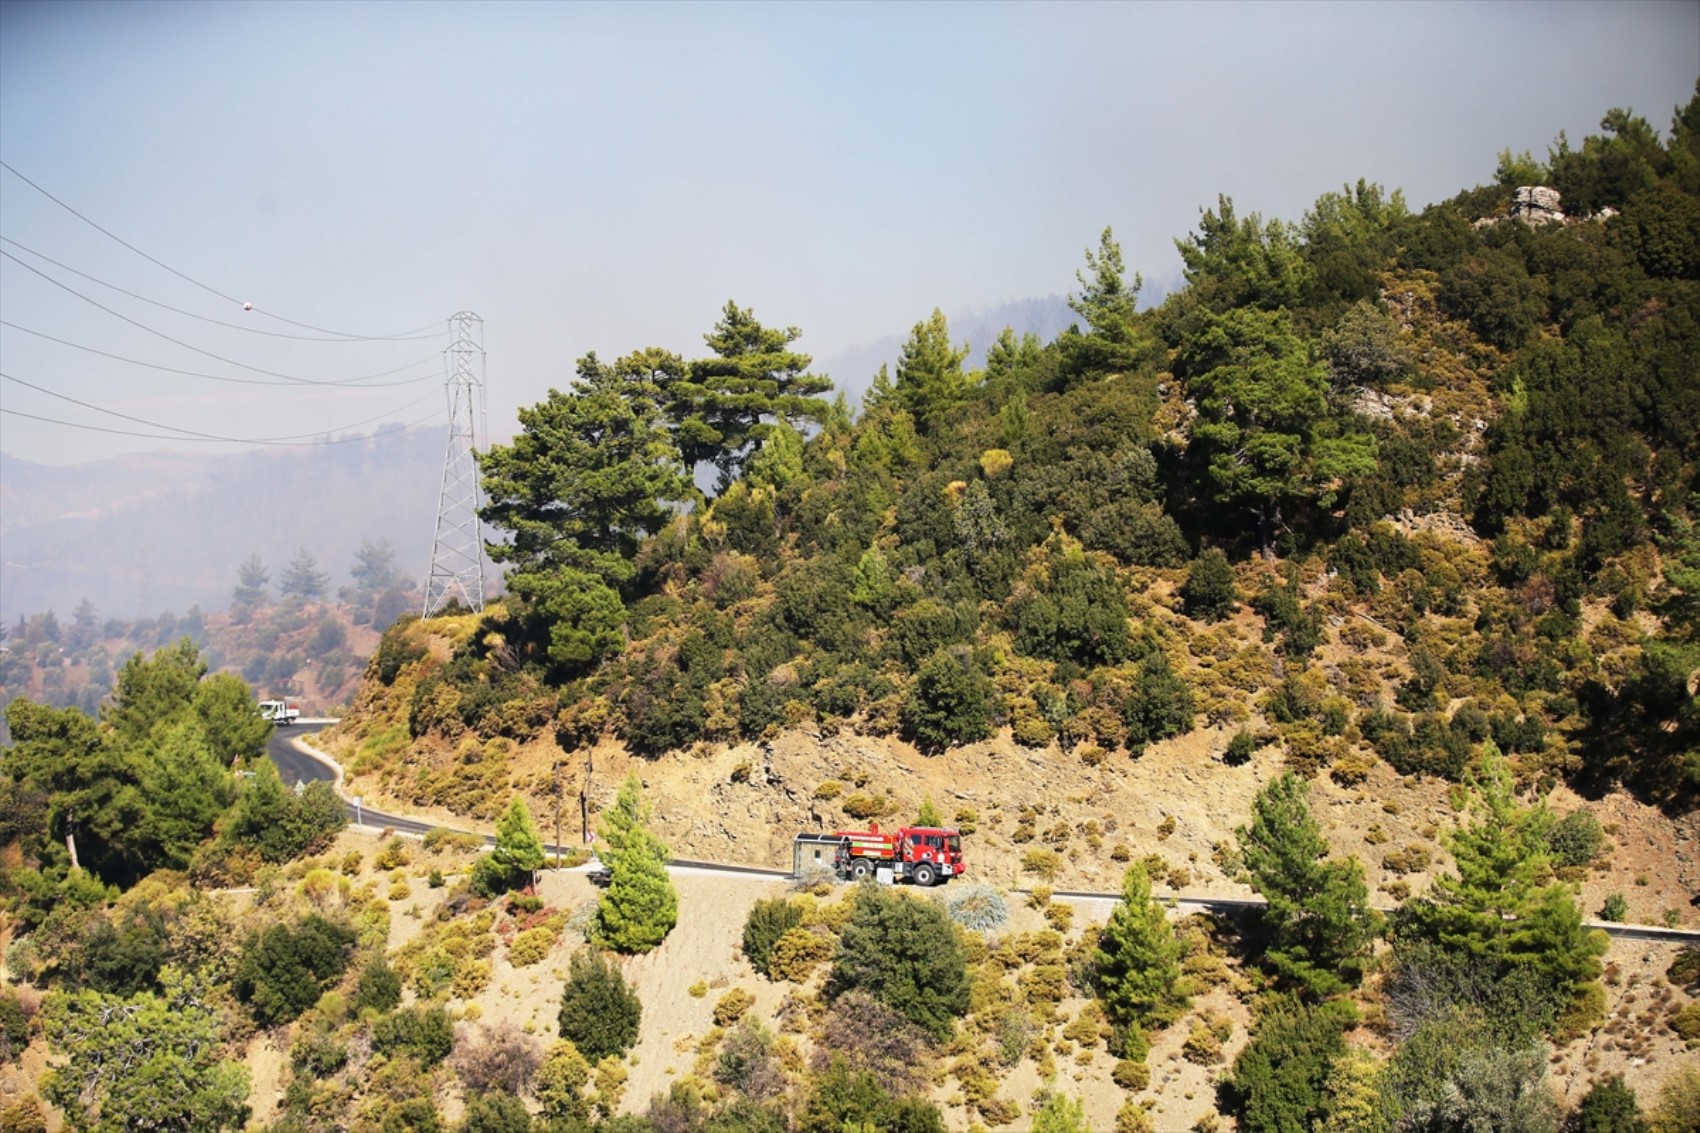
[552,759,564,870]
[424,311,487,618]
[580,747,594,849]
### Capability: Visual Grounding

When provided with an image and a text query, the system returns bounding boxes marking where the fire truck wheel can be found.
[851,859,872,880]
[912,863,937,887]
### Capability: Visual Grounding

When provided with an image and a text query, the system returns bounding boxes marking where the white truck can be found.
[259,699,302,726]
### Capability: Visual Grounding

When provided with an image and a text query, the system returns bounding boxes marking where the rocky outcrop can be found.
[1511,185,1565,224]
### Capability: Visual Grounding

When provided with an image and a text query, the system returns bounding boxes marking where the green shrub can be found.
[233,914,356,1026]
[423,826,484,853]
[372,1004,454,1066]
[0,990,30,1063]
[841,793,895,820]
[1111,1059,1151,1090]
[1115,1100,1155,1133]
[828,884,969,1040]
[1254,570,1324,657]
[742,898,803,977]
[460,1094,532,1133]
[1549,809,1606,868]
[1574,1075,1646,1133]
[1227,997,1356,1133]
[1022,847,1062,881]
[1669,948,1700,990]
[510,925,557,967]
[557,947,641,1063]
[0,1097,47,1133]
[1182,1023,1223,1065]
[373,618,428,685]
[354,954,402,1014]
[1122,651,1195,753]
[290,1025,349,1078]
[373,838,411,871]
[1670,1003,1700,1045]
[378,1099,442,1133]
[713,987,756,1027]
[1181,549,1238,622]
[1600,893,1629,922]
[1382,845,1432,875]
[770,927,835,982]
[901,649,994,753]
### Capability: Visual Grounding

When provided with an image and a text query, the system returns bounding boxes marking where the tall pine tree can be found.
[1237,772,1380,997]
[1094,863,1188,1050]
[493,795,547,890]
[596,774,678,953]
[1395,744,1605,1034]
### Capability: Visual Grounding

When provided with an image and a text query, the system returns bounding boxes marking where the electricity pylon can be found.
[423,311,487,617]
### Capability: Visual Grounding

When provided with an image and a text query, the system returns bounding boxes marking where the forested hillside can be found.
[4,89,1699,1133]
[347,90,1699,813]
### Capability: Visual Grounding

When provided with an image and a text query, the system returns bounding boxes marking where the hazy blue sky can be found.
[1,0,1695,467]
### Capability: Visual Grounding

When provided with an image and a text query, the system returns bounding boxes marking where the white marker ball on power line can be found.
[243,302,253,311]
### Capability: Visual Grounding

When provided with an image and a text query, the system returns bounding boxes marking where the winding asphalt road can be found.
[269,721,449,841]
[265,723,1700,944]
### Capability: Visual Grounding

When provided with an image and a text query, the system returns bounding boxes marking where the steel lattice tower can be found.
[423,311,487,617]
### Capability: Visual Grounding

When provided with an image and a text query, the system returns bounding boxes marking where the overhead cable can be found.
[0,371,444,444]
[1,251,444,387]
[0,236,443,342]
[1,405,445,445]
[0,320,442,388]
[0,159,443,340]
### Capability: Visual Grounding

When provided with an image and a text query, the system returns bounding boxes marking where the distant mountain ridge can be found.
[0,426,450,623]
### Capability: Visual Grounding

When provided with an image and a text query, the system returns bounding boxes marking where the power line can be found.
[0,372,445,445]
[1,251,444,387]
[1,406,446,446]
[0,236,443,342]
[0,159,442,341]
[0,370,445,442]
[1,320,442,388]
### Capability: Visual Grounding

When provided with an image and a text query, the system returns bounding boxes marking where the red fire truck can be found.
[794,822,965,887]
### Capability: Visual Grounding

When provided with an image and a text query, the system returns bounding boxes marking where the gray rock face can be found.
[1510,185,1565,225]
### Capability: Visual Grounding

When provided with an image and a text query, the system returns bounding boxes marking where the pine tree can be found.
[1094,864,1188,1043]
[894,309,970,434]
[1396,744,1605,1034]
[279,548,330,600]
[1063,226,1153,375]
[492,795,547,890]
[678,302,833,488]
[596,774,678,953]
[41,968,250,1131]
[916,797,944,827]
[67,597,99,654]
[232,553,269,609]
[1237,772,1380,997]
